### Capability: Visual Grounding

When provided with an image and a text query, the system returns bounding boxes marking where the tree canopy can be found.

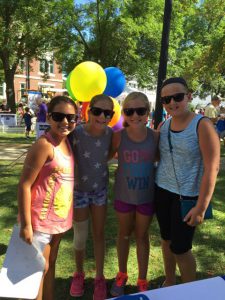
[0,0,224,111]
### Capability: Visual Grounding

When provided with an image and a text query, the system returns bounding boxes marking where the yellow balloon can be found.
[70,61,107,102]
[109,98,121,127]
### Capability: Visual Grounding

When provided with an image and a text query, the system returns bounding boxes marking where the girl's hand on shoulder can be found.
[20,224,33,244]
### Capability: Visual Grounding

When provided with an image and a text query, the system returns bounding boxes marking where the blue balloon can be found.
[104,67,126,98]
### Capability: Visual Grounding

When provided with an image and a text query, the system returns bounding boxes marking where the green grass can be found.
[0,134,225,299]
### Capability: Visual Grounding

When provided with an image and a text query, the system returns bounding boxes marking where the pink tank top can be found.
[31,132,74,234]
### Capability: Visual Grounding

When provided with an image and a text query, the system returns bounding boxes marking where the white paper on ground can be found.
[0,225,45,299]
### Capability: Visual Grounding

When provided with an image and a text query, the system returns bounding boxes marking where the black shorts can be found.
[25,124,31,131]
[155,185,196,255]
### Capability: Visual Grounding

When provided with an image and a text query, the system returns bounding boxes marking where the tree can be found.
[0,0,74,112]
[54,0,165,89]
[167,0,225,97]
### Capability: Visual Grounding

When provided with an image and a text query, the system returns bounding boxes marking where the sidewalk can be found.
[0,142,31,161]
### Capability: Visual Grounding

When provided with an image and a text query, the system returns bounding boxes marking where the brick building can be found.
[0,55,65,103]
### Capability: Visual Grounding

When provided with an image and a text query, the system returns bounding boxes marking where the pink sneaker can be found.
[93,276,107,300]
[70,272,85,297]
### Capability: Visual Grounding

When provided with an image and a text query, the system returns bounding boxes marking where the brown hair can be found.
[47,96,77,114]
[89,94,114,109]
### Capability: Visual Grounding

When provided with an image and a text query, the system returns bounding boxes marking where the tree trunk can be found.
[154,0,172,129]
[5,69,16,113]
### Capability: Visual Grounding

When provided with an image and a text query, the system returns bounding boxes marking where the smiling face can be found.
[122,98,148,128]
[161,83,191,117]
[88,99,114,131]
[47,102,76,138]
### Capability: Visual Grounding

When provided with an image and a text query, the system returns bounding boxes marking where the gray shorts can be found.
[73,187,107,208]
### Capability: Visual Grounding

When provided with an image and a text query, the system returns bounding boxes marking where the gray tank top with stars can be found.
[71,124,113,192]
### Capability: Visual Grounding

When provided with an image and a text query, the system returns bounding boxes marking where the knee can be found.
[135,231,149,243]
[73,220,89,250]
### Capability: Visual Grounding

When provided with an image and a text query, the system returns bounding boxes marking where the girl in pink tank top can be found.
[18,96,77,300]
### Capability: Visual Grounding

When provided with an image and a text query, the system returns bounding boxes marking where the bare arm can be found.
[185,118,220,226]
[18,137,52,244]
[108,131,121,160]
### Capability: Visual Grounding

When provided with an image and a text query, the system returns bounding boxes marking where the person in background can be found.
[0,99,11,112]
[36,98,48,123]
[17,102,25,124]
[22,107,33,138]
[110,92,158,297]
[204,95,221,124]
[18,96,77,300]
[69,94,114,300]
[155,77,220,287]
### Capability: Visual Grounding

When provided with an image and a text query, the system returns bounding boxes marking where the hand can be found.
[183,207,205,227]
[20,224,33,244]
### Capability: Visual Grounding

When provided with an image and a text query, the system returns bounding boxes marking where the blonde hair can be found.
[122,92,150,127]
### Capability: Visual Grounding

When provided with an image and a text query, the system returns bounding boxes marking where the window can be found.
[40,59,48,73]
[0,83,3,96]
[40,59,54,74]
[20,83,26,96]
[49,60,54,73]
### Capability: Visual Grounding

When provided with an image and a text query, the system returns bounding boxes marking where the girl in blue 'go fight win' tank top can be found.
[109,92,159,297]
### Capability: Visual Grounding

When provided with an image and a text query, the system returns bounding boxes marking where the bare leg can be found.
[42,234,63,300]
[135,213,153,280]
[175,250,196,283]
[116,211,135,274]
[36,234,63,300]
[161,240,176,287]
[90,204,107,278]
[36,244,51,300]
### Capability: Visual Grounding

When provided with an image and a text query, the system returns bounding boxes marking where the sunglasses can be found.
[123,107,148,116]
[50,112,78,123]
[90,107,114,119]
[161,93,187,104]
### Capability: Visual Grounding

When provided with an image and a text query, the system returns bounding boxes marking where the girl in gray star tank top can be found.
[109,92,159,296]
[69,94,114,299]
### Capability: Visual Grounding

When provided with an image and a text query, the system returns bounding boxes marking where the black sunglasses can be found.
[90,107,114,119]
[123,107,148,117]
[50,112,78,123]
[161,93,187,104]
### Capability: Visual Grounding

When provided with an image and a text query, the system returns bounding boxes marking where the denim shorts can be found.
[74,187,107,208]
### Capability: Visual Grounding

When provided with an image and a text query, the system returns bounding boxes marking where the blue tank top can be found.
[155,114,204,196]
[114,128,157,205]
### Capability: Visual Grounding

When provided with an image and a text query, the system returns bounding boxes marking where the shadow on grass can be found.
[54,276,139,300]
[0,243,7,256]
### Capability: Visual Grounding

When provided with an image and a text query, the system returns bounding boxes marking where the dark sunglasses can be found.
[90,107,114,119]
[161,93,187,104]
[50,112,78,123]
[123,107,148,116]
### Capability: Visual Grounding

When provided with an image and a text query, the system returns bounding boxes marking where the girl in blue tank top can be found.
[110,92,159,297]
[155,77,220,287]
